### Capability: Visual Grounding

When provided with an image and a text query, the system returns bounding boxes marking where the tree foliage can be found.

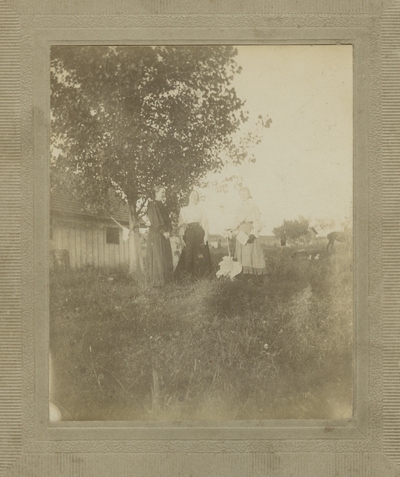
[314,217,335,233]
[51,45,253,217]
[273,218,310,243]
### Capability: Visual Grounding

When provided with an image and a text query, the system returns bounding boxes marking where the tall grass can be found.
[50,244,353,421]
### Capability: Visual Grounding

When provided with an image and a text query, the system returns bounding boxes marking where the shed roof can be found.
[50,191,130,224]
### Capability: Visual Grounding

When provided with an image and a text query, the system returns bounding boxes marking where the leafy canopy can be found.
[51,45,250,216]
[273,218,310,243]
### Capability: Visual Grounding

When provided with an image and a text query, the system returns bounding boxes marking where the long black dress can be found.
[146,200,174,287]
[174,205,212,279]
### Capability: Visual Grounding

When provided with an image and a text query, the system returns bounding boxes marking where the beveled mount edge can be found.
[31,25,369,446]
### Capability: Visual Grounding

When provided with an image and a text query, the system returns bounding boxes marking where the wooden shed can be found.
[50,192,131,269]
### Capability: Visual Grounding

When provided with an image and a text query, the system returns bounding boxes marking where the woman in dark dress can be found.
[174,190,212,279]
[146,186,174,287]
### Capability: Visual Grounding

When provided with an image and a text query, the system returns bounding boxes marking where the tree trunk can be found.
[128,205,144,275]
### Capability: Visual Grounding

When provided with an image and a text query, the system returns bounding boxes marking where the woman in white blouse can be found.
[233,187,267,276]
[175,190,212,278]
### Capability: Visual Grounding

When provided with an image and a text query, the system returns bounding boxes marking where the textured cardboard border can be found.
[0,0,397,475]
[33,26,367,442]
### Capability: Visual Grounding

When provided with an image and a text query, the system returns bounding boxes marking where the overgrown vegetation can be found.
[272,217,310,244]
[50,243,353,421]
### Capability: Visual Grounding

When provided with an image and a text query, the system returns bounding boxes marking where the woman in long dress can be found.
[233,187,267,276]
[146,186,174,287]
[175,190,212,278]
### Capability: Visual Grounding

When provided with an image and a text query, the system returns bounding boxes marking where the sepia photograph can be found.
[48,44,353,422]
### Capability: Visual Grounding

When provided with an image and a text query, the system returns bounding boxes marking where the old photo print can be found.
[49,45,353,422]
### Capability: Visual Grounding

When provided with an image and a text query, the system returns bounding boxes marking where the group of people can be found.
[146,185,267,287]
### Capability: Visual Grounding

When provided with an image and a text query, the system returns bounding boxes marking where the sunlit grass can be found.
[50,243,353,421]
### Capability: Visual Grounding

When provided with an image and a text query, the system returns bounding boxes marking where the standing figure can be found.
[233,187,267,276]
[146,186,174,287]
[175,190,212,278]
[326,231,347,252]
[279,230,287,254]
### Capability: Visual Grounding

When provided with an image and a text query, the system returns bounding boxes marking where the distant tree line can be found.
[273,218,310,244]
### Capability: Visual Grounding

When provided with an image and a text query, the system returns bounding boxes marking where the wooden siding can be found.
[50,223,130,269]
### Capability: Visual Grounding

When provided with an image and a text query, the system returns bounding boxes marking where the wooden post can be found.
[128,208,138,274]
[128,206,145,275]
[112,211,144,275]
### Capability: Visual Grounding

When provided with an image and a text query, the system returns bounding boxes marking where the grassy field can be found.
[50,241,353,421]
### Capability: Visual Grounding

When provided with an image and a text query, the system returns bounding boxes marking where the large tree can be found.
[51,45,258,273]
[273,218,310,245]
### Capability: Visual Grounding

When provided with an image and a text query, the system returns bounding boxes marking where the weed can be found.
[50,244,353,421]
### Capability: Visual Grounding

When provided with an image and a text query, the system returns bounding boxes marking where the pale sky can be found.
[201,45,353,236]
